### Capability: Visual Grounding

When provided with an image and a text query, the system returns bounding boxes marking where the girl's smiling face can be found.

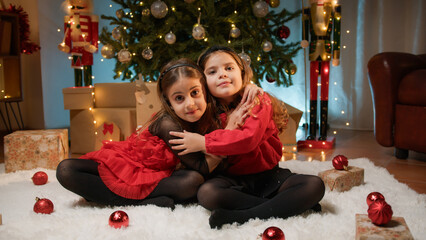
[166,77,207,123]
[203,52,243,104]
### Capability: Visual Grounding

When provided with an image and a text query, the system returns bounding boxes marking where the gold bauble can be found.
[270,0,280,8]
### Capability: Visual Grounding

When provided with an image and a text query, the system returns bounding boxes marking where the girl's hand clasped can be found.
[169,130,206,155]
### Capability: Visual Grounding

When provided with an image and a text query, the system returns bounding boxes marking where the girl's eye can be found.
[174,95,184,102]
[226,66,234,71]
[207,70,216,75]
[191,89,201,97]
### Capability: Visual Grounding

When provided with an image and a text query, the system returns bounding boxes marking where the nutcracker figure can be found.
[300,0,341,142]
[58,0,98,87]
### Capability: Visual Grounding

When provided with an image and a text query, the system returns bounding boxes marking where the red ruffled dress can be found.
[80,129,180,200]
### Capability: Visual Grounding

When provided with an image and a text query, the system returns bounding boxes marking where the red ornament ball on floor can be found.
[33,197,54,214]
[368,199,393,225]
[332,155,348,170]
[32,171,48,185]
[366,192,385,206]
[262,226,285,240]
[109,210,129,229]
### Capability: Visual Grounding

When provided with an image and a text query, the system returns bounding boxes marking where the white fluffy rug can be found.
[0,158,425,240]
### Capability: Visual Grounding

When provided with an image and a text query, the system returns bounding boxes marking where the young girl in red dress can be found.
[56,58,227,208]
[169,46,325,228]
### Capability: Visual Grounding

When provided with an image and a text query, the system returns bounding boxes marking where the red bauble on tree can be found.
[368,199,393,225]
[332,155,348,170]
[277,26,290,39]
[266,76,276,83]
[33,197,54,214]
[262,226,285,240]
[366,192,385,206]
[32,171,48,185]
[109,210,129,229]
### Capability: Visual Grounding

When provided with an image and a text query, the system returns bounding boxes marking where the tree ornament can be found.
[253,1,269,18]
[112,27,122,40]
[117,49,132,63]
[266,76,276,83]
[192,24,206,40]
[230,27,241,38]
[261,226,285,240]
[101,44,115,59]
[366,192,385,206]
[151,0,168,19]
[238,51,251,65]
[285,62,297,75]
[368,200,393,225]
[109,210,129,229]
[116,9,124,19]
[262,40,273,52]
[142,47,153,60]
[165,31,176,44]
[33,197,54,214]
[269,0,280,8]
[300,40,309,48]
[32,171,48,185]
[142,8,151,17]
[277,26,290,39]
[332,155,348,170]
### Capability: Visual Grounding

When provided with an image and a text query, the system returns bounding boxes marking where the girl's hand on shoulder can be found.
[225,101,251,130]
[169,131,206,155]
[241,83,264,104]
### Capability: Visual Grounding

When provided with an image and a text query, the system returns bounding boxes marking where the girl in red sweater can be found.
[170,46,325,228]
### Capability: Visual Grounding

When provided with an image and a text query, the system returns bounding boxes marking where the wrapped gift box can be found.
[69,110,96,154]
[94,122,121,151]
[355,214,414,240]
[318,166,364,192]
[4,129,69,173]
[278,103,303,149]
[63,86,94,110]
[94,82,136,108]
[135,81,161,126]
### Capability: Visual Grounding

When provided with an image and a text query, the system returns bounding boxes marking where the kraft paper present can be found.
[94,82,136,108]
[318,166,364,192]
[63,86,94,110]
[94,121,121,151]
[69,109,96,154]
[93,108,136,140]
[4,129,69,173]
[135,81,161,126]
[279,102,303,147]
[355,214,414,240]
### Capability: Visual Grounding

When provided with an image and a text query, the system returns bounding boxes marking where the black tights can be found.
[56,158,204,208]
[197,174,325,228]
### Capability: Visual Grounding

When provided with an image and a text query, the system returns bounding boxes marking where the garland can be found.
[1,4,40,54]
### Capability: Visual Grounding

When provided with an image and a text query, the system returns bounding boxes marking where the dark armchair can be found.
[367,52,426,159]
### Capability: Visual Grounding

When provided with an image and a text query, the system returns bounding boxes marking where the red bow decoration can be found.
[103,123,114,135]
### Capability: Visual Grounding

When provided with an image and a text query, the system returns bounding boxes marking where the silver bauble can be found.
[116,9,124,19]
[253,0,269,18]
[142,8,151,17]
[262,40,273,52]
[101,44,115,59]
[151,0,168,19]
[142,47,153,60]
[112,27,122,40]
[165,32,176,44]
[192,24,206,40]
[230,27,241,38]
[238,52,251,65]
[117,49,132,63]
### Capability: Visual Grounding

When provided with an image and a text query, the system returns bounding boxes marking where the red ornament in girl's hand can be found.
[109,210,129,229]
[332,155,348,170]
[367,199,393,225]
[366,192,385,206]
[262,226,285,240]
[32,171,48,185]
[33,197,54,214]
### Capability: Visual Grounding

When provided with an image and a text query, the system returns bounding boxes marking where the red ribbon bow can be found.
[103,123,114,135]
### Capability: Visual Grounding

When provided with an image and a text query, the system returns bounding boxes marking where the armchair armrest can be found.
[367,52,425,147]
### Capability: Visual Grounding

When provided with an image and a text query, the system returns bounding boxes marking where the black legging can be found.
[56,158,204,207]
[197,174,325,228]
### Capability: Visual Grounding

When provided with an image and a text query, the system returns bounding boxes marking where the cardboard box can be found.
[69,110,96,154]
[94,121,121,151]
[318,166,364,192]
[135,81,161,126]
[94,82,136,108]
[279,103,303,147]
[93,108,136,140]
[355,214,414,240]
[63,87,94,109]
[4,129,69,173]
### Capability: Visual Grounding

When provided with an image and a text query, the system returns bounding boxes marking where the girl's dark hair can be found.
[198,46,288,133]
[151,58,219,134]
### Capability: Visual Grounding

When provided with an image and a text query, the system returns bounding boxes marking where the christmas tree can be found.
[99,0,301,87]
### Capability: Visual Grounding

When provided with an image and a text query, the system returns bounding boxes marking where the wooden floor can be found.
[1,129,425,194]
[285,128,426,194]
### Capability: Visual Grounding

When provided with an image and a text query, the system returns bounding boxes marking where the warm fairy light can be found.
[132,53,136,56]
[308,144,312,148]
[334,97,338,101]
[95,131,98,135]
[93,120,97,124]
[321,151,325,154]
[257,56,261,61]
[293,147,297,152]
[346,122,350,126]
[204,38,208,42]
[234,10,237,14]
[343,46,346,48]
[125,12,129,15]
[317,83,321,86]
[336,17,341,20]
[341,110,345,114]
[198,7,201,11]
[322,142,326,145]
[89,107,92,111]
[97,41,100,44]
[139,2,143,6]
[158,35,163,39]
[333,131,337,134]
[228,40,231,43]
[123,27,127,30]
[109,139,112,141]
[334,82,337,85]
[68,56,72,60]
[68,5,72,9]
[118,71,122,75]
[323,11,326,15]
[323,27,327,30]
[91,92,95,96]
[308,157,313,162]
[101,59,104,62]
[346,30,350,33]
[231,24,235,28]
[171,7,175,11]
[109,4,112,7]
[57,28,61,32]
